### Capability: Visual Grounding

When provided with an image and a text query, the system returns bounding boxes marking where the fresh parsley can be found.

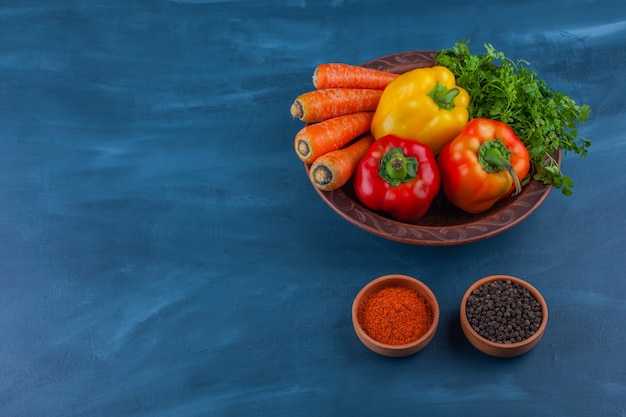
[435,39,591,196]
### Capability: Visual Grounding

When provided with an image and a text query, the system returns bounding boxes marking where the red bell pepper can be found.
[354,135,440,221]
[437,118,531,214]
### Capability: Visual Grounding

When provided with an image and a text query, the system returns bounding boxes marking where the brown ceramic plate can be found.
[304,50,558,246]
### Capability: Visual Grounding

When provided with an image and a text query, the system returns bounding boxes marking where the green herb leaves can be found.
[435,40,591,195]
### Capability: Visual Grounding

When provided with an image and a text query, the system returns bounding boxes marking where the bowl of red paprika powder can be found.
[460,275,548,358]
[352,274,439,357]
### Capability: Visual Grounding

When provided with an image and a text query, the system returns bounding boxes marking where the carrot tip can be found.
[311,165,333,188]
[312,69,320,89]
[290,100,304,120]
[296,138,311,160]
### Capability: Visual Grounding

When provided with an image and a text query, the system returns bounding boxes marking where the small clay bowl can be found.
[352,274,439,357]
[460,275,548,358]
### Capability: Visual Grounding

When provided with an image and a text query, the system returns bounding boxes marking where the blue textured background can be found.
[1,1,625,416]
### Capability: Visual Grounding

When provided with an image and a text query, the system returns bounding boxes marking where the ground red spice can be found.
[357,286,433,345]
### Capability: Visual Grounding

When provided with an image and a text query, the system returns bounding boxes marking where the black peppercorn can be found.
[465,279,543,344]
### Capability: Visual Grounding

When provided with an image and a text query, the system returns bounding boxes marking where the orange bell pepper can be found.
[437,118,530,214]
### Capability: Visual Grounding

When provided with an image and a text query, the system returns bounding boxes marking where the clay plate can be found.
[304,50,558,246]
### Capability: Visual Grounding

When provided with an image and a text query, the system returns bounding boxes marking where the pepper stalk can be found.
[428,82,460,111]
[379,148,418,187]
[478,139,522,195]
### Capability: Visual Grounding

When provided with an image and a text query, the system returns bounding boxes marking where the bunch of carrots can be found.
[291,63,398,191]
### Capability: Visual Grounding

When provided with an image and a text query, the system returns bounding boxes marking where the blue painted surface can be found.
[0,1,625,416]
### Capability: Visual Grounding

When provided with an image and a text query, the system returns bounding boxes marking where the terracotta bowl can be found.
[460,275,548,358]
[352,274,439,357]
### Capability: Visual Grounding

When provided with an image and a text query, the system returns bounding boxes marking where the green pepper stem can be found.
[379,147,418,187]
[386,153,408,181]
[478,139,522,195]
[428,82,460,111]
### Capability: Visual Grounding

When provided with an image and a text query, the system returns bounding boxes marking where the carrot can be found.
[290,88,383,123]
[294,112,374,164]
[312,63,398,90]
[309,134,374,191]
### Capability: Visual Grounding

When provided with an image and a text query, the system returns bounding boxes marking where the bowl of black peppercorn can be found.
[460,275,548,358]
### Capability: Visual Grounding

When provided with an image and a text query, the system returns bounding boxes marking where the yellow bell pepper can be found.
[371,65,470,155]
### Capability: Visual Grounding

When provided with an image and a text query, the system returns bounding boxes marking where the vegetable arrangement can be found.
[292,63,397,190]
[290,40,590,222]
[435,40,591,196]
